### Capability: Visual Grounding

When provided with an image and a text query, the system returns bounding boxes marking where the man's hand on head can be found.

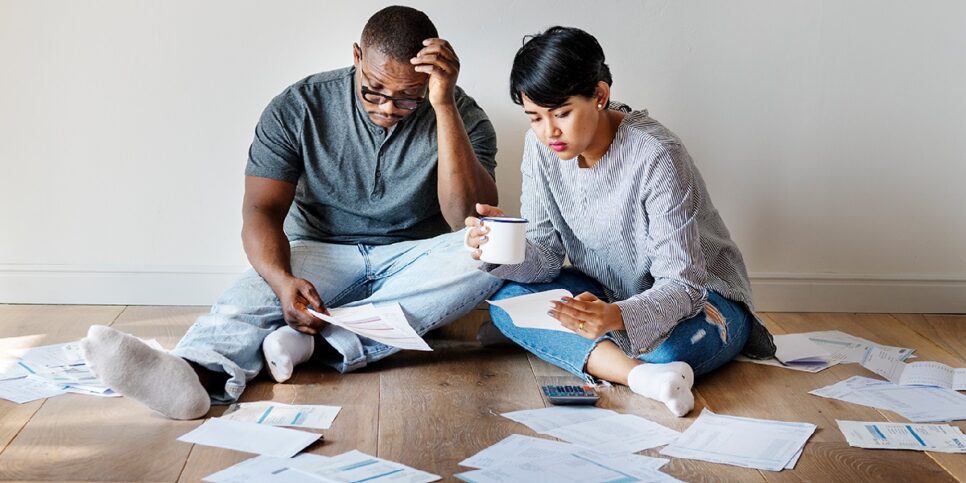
[411,38,459,108]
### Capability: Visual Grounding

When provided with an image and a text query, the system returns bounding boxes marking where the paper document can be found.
[0,338,162,401]
[544,413,680,454]
[459,434,668,470]
[456,451,681,483]
[308,303,431,351]
[734,354,831,373]
[736,330,916,373]
[805,330,915,364]
[12,341,86,367]
[501,406,617,433]
[836,420,966,453]
[659,409,815,471]
[221,401,341,430]
[203,454,331,483]
[861,347,966,390]
[774,334,835,366]
[811,376,966,422]
[293,449,440,483]
[487,289,574,333]
[0,376,67,403]
[0,359,32,381]
[178,418,321,458]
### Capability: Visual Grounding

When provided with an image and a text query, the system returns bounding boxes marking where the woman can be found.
[466,26,775,417]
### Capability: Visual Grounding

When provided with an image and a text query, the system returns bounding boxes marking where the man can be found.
[80,6,502,419]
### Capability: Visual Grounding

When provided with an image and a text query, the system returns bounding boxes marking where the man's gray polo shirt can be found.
[245,66,497,245]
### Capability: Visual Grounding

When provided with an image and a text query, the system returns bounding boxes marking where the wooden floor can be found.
[0,305,963,482]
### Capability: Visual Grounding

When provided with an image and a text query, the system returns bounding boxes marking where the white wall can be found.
[2,0,964,311]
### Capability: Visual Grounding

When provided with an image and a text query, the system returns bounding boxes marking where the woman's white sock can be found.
[627,361,695,417]
[262,325,315,383]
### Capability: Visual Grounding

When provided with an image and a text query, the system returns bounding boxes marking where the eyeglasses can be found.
[360,85,425,110]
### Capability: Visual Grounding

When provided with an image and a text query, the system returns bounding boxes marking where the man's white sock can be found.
[262,325,315,383]
[80,325,210,420]
[627,361,695,417]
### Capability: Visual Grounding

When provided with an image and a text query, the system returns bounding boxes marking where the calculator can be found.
[541,384,600,405]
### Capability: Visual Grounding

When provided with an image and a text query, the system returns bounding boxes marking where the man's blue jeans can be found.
[489,269,751,381]
[172,229,503,403]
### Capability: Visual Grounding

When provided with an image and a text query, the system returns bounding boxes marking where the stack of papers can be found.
[773,334,838,371]
[0,339,165,403]
[660,410,814,471]
[292,450,440,483]
[178,418,321,458]
[308,303,431,351]
[736,330,915,373]
[811,376,966,422]
[456,434,678,483]
[806,330,915,364]
[836,420,966,453]
[860,347,966,389]
[221,401,341,430]
[501,406,680,453]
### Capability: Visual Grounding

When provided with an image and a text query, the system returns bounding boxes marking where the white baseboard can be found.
[2,265,964,313]
[749,273,966,313]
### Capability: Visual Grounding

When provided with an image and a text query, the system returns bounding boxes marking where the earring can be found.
[597,103,603,109]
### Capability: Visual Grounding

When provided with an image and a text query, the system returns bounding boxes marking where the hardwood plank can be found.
[893,313,966,362]
[766,312,966,480]
[0,305,124,461]
[0,394,199,482]
[110,305,208,349]
[377,333,544,480]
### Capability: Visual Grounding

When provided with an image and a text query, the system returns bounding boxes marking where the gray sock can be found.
[80,325,210,420]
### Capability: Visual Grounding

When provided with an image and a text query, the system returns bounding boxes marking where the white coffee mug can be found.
[465,216,527,265]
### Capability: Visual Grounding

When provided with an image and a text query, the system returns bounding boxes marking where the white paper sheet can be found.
[487,289,574,333]
[737,330,917,373]
[178,418,321,458]
[544,414,680,454]
[0,376,67,403]
[221,401,341,430]
[0,359,32,381]
[804,330,915,363]
[837,420,966,453]
[773,334,834,365]
[861,348,966,390]
[659,409,815,471]
[293,449,440,483]
[734,354,832,373]
[459,434,669,470]
[501,405,617,433]
[12,341,85,367]
[203,454,331,483]
[455,451,682,483]
[308,303,431,351]
[811,376,966,422]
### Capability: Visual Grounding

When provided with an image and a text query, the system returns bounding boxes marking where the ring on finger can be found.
[578,321,585,331]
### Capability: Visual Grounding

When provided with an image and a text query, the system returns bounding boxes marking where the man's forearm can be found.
[435,104,498,228]
[241,210,295,291]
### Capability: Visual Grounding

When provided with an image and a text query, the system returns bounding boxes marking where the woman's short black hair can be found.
[510,26,612,108]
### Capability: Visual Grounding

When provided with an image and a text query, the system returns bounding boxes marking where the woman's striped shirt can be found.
[485,106,776,358]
